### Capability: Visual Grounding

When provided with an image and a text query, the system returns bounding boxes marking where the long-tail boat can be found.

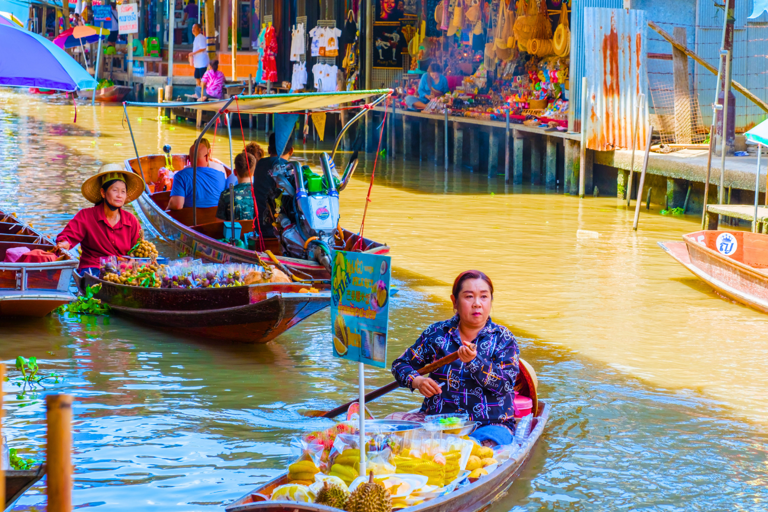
[659,229,768,313]
[225,362,549,512]
[122,90,393,280]
[0,211,76,317]
[76,271,329,343]
[78,85,132,103]
[5,465,46,511]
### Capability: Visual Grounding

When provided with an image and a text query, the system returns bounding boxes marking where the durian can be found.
[315,482,350,509]
[345,473,392,512]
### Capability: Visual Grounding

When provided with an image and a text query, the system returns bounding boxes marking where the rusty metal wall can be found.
[582,7,649,151]
[568,0,624,131]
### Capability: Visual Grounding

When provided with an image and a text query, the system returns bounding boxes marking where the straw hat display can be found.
[81,163,146,204]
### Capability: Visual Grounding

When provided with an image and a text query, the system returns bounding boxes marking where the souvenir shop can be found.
[379,0,572,128]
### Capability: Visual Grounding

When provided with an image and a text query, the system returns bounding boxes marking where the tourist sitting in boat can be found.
[216,152,256,221]
[404,63,449,111]
[225,141,264,188]
[391,270,520,447]
[168,139,226,210]
[252,133,294,237]
[56,164,146,274]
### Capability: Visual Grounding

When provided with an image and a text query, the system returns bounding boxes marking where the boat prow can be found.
[659,229,768,313]
[5,464,46,511]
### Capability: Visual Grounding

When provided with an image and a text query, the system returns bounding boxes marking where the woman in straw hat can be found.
[56,164,146,274]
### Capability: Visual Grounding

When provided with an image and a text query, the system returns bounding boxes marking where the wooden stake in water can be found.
[626,94,644,206]
[633,125,654,231]
[505,110,510,183]
[579,77,588,198]
[358,362,366,478]
[754,143,762,232]
[47,394,73,512]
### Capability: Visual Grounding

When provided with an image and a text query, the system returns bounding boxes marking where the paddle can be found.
[303,351,460,419]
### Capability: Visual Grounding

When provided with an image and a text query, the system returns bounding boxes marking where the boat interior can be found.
[0,215,59,261]
[686,230,768,268]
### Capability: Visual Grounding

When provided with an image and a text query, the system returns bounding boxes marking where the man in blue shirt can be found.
[405,63,450,111]
[168,139,226,210]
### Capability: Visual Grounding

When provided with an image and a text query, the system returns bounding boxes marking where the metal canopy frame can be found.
[122,90,391,226]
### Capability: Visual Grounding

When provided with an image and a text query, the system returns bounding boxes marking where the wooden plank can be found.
[673,27,692,145]
[649,21,768,114]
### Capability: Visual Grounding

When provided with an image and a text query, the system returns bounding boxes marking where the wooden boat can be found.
[0,211,77,317]
[124,155,388,280]
[5,465,46,511]
[659,229,768,313]
[77,272,330,343]
[78,85,132,103]
[225,364,549,512]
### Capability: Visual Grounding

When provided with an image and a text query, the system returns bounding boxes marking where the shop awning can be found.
[125,89,393,113]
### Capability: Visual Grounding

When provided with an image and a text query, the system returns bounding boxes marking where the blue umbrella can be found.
[0,23,97,91]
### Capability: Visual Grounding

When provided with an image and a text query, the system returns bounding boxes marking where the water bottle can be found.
[512,414,533,445]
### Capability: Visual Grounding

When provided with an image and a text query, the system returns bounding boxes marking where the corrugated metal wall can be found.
[582,7,649,151]
[568,0,624,130]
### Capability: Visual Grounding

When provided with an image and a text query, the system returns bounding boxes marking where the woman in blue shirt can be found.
[391,270,520,446]
[404,62,450,110]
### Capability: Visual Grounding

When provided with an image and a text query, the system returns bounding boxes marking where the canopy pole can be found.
[167,0,176,86]
[122,102,149,192]
[330,94,390,161]
[192,97,237,225]
[754,143,762,232]
[226,113,234,171]
[92,22,104,106]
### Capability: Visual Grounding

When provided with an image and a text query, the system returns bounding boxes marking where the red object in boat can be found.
[18,249,57,263]
[28,88,56,95]
[514,392,533,418]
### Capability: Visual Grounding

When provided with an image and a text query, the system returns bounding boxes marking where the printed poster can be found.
[331,251,391,369]
[373,23,404,69]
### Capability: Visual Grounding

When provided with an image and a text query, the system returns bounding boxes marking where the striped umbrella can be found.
[53,25,110,68]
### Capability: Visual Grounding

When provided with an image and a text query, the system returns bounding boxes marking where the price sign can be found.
[117,3,138,35]
[92,5,112,23]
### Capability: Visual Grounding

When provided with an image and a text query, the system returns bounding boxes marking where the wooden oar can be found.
[303,351,460,419]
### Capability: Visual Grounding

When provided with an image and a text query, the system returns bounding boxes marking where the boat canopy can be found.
[124,89,392,113]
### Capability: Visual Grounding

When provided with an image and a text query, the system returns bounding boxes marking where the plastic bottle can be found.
[512,414,533,445]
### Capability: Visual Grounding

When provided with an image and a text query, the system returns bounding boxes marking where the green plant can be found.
[661,207,685,217]
[9,448,37,470]
[6,356,62,400]
[56,284,109,316]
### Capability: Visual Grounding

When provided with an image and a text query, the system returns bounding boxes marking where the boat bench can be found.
[0,242,50,260]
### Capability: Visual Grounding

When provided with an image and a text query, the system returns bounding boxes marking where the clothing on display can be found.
[290,23,305,62]
[311,63,339,92]
[309,26,326,57]
[255,28,266,82]
[291,62,307,91]
[324,27,342,56]
[263,25,278,82]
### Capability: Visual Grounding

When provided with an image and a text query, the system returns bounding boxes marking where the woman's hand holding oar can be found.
[304,351,460,419]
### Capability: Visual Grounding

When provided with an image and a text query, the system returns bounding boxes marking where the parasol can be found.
[53,25,110,68]
[0,12,23,27]
[0,23,97,91]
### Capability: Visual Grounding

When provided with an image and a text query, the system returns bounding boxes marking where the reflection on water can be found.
[1,90,767,510]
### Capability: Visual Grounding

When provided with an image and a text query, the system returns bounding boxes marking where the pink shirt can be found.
[202,69,225,98]
[56,206,141,269]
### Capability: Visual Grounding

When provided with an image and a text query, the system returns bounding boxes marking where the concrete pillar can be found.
[617,170,627,200]
[453,123,464,169]
[420,119,431,161]
[219,0,229,53]
[488,129,500,177]
[565,139,580,195]
[584,149,594,195]
[435,120,445,165]
[469,128,481,171]
[531,136,543,186]
[545,136,557,189]
[403,116,413,157]
[513,130,524,185]
[666,178,688,209]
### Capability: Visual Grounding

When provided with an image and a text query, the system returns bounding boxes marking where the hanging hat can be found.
[81,163,146,204]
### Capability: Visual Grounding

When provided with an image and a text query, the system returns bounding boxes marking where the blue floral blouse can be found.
[391,316,520,428]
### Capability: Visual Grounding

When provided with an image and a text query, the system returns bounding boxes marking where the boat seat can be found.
[0,242,51,260]
[0,222,27,235]
[166,207,219,227]
[152,191,172,211]
[0,234,41,243]
[191,219,257,240]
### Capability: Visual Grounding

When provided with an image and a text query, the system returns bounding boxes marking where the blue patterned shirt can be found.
[391,316,520,428]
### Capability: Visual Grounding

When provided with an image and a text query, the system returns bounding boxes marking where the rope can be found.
[353,95,389,251]
[235,96,265,252]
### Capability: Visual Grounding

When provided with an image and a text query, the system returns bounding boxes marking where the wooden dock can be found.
[706,204,768,232]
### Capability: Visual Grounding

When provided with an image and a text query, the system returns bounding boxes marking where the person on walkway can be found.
[252,133,293,237]
[183,0,198,44]
[217,152,256,221]
[189,24,209,87]
[55,164,146,274]
[168,139,226,210]
[404,62,449,111]
[200,60,226,101]
[391,270,520,446]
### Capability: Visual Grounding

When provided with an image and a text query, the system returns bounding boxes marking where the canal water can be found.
[1,90,767,510]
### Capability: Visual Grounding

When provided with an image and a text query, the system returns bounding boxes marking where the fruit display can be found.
[288,460,321,484]
[344,473,392,512]
[101,260,163,288]
[314,481,350,509]
[129,239,158,259]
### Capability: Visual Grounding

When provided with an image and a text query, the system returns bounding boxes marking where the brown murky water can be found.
[1,89,767,511]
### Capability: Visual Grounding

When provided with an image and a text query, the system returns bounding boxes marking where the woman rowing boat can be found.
[391,270,520,446]
[56,164,146,274]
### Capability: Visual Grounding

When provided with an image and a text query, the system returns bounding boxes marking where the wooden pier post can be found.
[565,139,580,195]
[420,119,431,161]
[47,394,73,512]
[403,116,413,157]
[505,111,511,183]
[469,128,480,171]
[488,129,500,177]
[453,123,464,170]
[531,136,543,185]
[248,75,253,130]
[513,130,524,185]
[435,119,445,166]
[617,170,627,200]
[546,136,557,189]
